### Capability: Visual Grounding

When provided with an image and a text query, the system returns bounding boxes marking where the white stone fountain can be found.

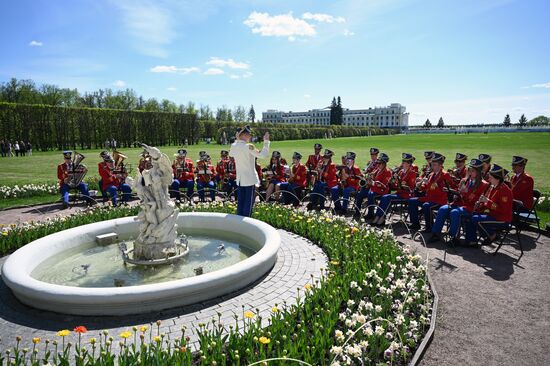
[2,145,281,315]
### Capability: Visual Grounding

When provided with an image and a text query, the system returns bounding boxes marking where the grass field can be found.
[1,132,549,192]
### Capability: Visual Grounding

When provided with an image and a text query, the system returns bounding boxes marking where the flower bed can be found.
[0,202,433,366]
[0,183,58,200]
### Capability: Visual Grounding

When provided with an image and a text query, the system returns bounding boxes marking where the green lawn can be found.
[1,132,548,192]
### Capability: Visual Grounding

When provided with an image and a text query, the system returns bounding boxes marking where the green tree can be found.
[437,117,444,128]
[329,97,337,124]
[503,114,511,127]
[528,115,550,126]
[336,96,343,125]
[518,114,527,127]
[248,104,256,123]
[424,119,432,128]
[233,105,247,122]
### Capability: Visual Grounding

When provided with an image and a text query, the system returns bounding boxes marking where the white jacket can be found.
[229,139,270,186]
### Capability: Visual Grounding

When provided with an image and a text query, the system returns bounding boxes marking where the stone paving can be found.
[0,230,327,351]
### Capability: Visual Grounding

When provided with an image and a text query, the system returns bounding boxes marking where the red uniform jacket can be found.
[418,170,453,205]
[456,178,490,213]
[290,163,308,188]
[396,168,417,199]
[173,158,194,181]
[342,165,362,190]
[511,172,534,210]
[195,162,215,184]
[216,159,228,180]
[57,162,71,187]
[266,163,286,183]
[306,154,322,171]
[479,183,513,222]
[256,164,263,182]
[450,166,468,189]
[369,167,392,195]
[320,162,338,188]
[98,161,121,191]
[365,159,379,174]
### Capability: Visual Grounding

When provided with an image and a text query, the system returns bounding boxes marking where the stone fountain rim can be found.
[2,212,280,314]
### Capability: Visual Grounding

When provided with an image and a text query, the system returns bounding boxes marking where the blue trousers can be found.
[225,178,238,198]
[171,179,194,200]
[310,182,328,207]
[356,187,380,216]
[334,186,357,211]
[197,181,216,201]
[408,198,440,229]
[105,183,132,206]
[432,206,472,238]
[465,214,509,242]
[375,194,407,217]
[237,185,255,217]
[60,183,89,204]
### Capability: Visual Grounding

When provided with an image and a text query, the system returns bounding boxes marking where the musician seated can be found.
[171,149,194,202]
[307,149,338,210]
[196,154,216,202]
[332,152,362,215]
[450,153,468,189]
[407,153,453,232]
[465,164,513,246]
[217,151,238,196]
[57,150,90,209]
[138,151,152,173]
[98,151,132,206]
[371,153,417,226]
[354,153,391,219]
[429,159,489,244]
[280,152,307,206]
[364,147,380,174]
[306,143,323,186]
[414,151,434,197]
[479,153,492,181]
[264,151,286,201]
[510,156,534,213]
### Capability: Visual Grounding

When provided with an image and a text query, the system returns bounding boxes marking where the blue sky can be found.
[1,0,549,125]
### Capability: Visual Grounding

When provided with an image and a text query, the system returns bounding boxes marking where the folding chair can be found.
[514,189,542,235]
[478,220,523,262]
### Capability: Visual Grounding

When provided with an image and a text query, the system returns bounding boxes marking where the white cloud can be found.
[243,11,316,41]
[531,82,550,88]
[343,29,355,37]
[206,57,250,69]
[167,86,177,91]
[113,80,126,88]
[304,94,311,99]
[113,1,175,58]
[302,12,345,23]
[204,68,224,75]
[242,71,253,78]
[150,65,200,74]
[229,74,240,79]
[29,40,43,47]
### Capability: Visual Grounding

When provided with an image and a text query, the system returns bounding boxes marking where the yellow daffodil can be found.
[32,338,40,344]
[258,336,271,344]
[244,311,254,319]
[140,325,148,333]
[330,260,339,266]
[57,329,70,337]
[154,336,161,343]
[271,307,279,313]
[119,331,132,339]
[304,283,312,290]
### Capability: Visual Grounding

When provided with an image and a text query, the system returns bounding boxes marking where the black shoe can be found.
[353,212,361,221]
[465,241,480,248]
[428,234,441,243]
[62,202,69,209]
[365,213,374,220]
[306,203,315,210]
[422,228,432,234]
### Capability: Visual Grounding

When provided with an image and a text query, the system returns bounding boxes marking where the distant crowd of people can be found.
[0,140,32,157]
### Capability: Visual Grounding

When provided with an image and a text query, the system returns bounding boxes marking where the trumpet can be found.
[359,172,374,188]
[473,184,492,212]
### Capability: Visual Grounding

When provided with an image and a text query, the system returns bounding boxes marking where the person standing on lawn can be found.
[229,125,270,217]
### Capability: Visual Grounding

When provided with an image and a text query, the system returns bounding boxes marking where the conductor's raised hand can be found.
[263,132,270,141]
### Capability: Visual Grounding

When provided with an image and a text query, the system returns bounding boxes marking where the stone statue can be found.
[131,144,180,260]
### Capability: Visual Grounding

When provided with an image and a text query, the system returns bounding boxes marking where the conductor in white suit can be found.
[229,125,270,216]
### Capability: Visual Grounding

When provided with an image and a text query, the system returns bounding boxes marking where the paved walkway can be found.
[0,229,326,351]
[1,202,549,365]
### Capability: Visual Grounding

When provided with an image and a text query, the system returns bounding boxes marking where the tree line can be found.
[0,102,392,151]
[422,114,549,128]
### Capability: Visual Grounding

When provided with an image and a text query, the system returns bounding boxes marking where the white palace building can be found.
[262,103,409,129]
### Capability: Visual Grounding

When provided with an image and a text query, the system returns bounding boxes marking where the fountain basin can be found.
[2,213,280,315]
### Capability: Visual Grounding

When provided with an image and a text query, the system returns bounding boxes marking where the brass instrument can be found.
[473,183,492,212]
[388,165,403,188]
[66,152,88,188]
[196,159,213,183]
[176,158,188,176]
[112,150,131,181]
[359,172,374,188]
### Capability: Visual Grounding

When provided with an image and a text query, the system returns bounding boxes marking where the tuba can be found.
[112,150,131,181]
[67,152,88,188]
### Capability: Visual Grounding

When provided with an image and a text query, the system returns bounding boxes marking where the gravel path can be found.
[1,202,549,365]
